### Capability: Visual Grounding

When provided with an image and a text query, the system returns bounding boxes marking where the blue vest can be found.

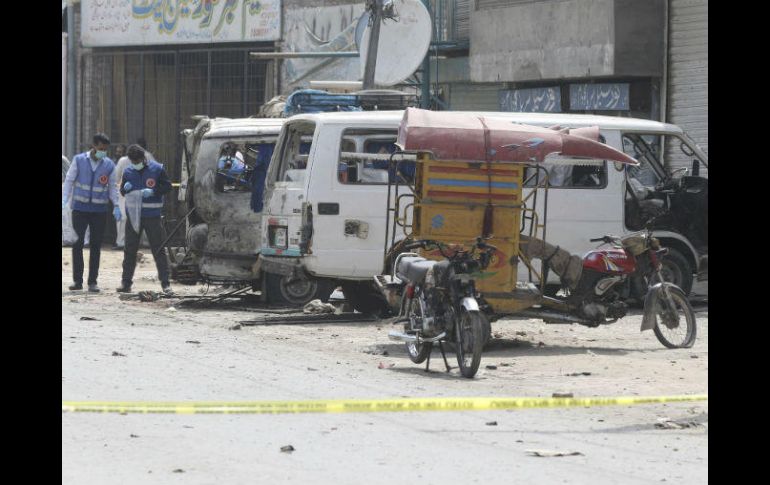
[123,161,165,217]
[72,152,115,213]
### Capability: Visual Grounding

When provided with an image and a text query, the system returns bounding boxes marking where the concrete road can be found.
[62,249,707,484]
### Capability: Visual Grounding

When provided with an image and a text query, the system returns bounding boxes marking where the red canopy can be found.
[396,108,638,166]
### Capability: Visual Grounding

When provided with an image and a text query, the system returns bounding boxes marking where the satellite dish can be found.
[359,0,432,86]
[354,11,370,51]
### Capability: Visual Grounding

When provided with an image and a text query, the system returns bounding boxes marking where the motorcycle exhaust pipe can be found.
[388,331,446,343]
[514,309,596,325]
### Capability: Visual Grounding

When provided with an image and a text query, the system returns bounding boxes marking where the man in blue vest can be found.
[62,133,122,292]
[116,144,173,295]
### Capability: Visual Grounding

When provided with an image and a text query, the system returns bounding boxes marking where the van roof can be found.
[286,110,683,134]
[203,117,285,138]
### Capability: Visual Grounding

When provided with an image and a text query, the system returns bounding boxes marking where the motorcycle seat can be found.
[396,256,436,284]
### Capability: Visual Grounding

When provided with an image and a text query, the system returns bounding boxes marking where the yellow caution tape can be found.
[62,394,707,415]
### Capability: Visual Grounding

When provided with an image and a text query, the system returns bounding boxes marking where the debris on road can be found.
[655,418,703,430]
[552,392,574,398]
[526,450,583,458]
[303,299,336,314]
[228,324,242,331]
[112,351,126,357]
[79,316,100,321]
[566,372,592,376]
[280,445,295,453]
[363,345,389,356]
[166,307,177,312]
[485,421,498,426]
[185,340,201,345]
[138,291,159,302]
[130,434,139,438]
[378,362,395,369]
[172,469,184,473]
[486,365,498,370]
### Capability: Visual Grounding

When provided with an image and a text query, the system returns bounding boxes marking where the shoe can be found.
[88,284,101,293]
[116,284,132,293]
[68,283,83,291]
[161,285,174,296]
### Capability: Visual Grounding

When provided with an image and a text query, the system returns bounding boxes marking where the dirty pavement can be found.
[62,249,707,484]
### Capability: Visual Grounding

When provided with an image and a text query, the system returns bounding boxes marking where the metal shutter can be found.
[454,0,471,40]
[666,0,708,175]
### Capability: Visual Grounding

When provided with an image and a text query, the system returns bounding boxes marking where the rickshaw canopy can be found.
[396,108,638,166]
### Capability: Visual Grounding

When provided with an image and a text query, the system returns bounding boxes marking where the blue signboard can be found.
[569,83,630,111]
[499,87,561,112]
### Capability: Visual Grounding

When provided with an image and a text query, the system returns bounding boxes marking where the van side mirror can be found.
[691,159,700,177]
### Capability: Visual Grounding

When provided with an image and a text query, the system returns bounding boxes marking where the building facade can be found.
[63,0,707,183]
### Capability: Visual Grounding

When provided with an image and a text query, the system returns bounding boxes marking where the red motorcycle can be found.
[527,226,697,349]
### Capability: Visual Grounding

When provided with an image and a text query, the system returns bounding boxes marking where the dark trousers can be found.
[122,216,170,287]
[71,210,107,285]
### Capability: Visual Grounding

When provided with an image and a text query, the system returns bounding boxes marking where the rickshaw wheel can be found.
[341,281,391,317]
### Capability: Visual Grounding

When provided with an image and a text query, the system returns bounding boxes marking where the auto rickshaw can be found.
[376,109,696,376]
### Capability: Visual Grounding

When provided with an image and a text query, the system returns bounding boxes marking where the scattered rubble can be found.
[303,299,336,314]
[655,418,704,430]
[280,445,295,453]
[527,450,583,458]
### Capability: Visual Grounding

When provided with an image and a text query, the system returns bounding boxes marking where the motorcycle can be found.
[536,224,697,349]
[385,238,497,378]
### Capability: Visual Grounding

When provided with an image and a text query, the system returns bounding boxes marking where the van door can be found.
[304,126,409,279]
[262,121,315,258]
[519,130,625,284]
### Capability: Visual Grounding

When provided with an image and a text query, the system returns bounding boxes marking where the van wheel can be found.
[341,281,390,317]
[265,272,334,307]
[658,248,693,296]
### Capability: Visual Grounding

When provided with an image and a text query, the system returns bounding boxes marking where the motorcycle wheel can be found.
[658,248,693,297]
[403,294,432,364]
[652,285,697,349]
[455,310,484,378]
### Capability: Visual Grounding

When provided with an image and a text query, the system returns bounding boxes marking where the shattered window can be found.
[272,122,314,187]
[208,140,276,194]
[523,161,607,189]
[337,129,414,185]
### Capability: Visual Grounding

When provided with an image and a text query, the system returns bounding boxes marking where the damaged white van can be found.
[260,110,708,313]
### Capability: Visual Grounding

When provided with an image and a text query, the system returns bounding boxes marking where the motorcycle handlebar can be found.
[403,242,424,250]
[590,235,618,244]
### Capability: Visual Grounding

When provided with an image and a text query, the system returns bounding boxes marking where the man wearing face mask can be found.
[116,144,173,295]
[62,133,122,292]
[113,141,154,250]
